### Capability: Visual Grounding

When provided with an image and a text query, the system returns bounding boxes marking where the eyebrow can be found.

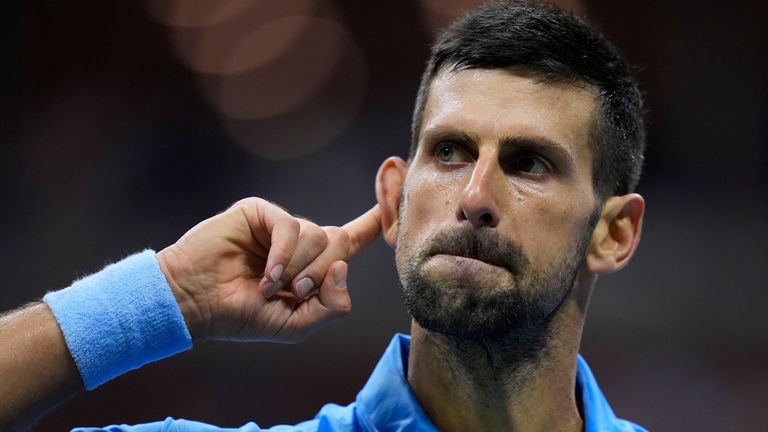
[421,129,479,146]
[499,135,574,167]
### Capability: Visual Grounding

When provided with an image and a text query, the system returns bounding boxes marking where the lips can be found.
[424,227,524,274]
[433,249,508,270]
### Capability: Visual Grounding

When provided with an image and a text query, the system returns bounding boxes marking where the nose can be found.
[458,156,502,228]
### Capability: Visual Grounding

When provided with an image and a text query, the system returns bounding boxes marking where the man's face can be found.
[396,68,600,340]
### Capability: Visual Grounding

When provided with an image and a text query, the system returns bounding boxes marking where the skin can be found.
[0,303,81,432]
[0,198,382,431]
[374,68,645,431]
[0,69,644,432]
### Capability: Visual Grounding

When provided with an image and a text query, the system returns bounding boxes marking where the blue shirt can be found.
[75,334,646,432]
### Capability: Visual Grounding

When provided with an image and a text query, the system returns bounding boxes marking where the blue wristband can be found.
[44,250,192,390]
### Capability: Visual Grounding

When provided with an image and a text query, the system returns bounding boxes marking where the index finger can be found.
[341,204,382,258]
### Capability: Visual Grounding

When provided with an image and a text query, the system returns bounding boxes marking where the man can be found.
[0,1,647,431]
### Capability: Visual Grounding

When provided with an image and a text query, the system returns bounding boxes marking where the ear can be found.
[586,193,645,274]
[375,156,407,247]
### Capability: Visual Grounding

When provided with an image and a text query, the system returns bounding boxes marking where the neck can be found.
[407,279,592,432]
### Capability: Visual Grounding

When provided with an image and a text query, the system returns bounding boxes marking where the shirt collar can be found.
[576,354,633,432]
[355,333,628,432]
[355,334,437,432]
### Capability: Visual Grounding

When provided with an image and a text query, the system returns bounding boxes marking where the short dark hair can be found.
[410,0,646,199]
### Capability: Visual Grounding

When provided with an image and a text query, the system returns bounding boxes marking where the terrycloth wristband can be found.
[43,250,192,390]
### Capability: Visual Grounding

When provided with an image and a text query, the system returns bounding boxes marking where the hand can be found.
[156,197,381,343]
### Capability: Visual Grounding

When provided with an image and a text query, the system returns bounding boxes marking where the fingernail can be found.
[269,264,284,282]
[334,264,347,289]
[295,277,314,298]
[263,281,279,298]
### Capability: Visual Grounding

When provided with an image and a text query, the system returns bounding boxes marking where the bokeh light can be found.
[207,16,348,119]
[221,31,367,160]
[146,0,257,28]
[165,1,318,74]
[146,0,368,160]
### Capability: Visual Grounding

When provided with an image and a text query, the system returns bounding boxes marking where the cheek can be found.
[396,179,456,261]
[402,175,456,224]
[516,199,594,264]
[411,169,464,209]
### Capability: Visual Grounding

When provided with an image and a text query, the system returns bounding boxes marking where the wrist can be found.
[44,250,192,389]
[156,245,207,339]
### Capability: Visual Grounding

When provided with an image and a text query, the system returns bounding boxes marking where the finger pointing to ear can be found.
[342,204,382,259]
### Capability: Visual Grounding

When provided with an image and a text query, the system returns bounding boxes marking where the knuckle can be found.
[232,196,263,210]
[229,200,250,216]
[324,226,351,252]
[232,197,253,207]
[323,225,342,237]
[302,224,328,249]
[338,231,351,252]
[285,216,301,231]
[274,214,300,236]
[237,197,291,216]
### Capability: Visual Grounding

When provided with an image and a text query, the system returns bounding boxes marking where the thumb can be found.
[279,261,350,342]
[315,261,352,318]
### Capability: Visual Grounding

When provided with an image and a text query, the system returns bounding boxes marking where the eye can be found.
[512,153,551,174]
[435,142,469,164]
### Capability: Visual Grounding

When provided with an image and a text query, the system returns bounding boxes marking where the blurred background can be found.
[1,0,766,430]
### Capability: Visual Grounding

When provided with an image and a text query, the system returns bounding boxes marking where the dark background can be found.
[1,1,766,430]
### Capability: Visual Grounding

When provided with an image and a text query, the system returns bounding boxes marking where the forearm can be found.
[0,251,192,430]
[0,302,82,431]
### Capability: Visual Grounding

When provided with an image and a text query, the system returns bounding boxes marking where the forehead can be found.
[419,68,597,159]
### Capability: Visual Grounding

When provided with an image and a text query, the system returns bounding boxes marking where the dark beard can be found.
[397,220,594,362]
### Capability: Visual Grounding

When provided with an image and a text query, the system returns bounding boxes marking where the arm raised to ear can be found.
[159,197,382,343]
[0,197,383,431]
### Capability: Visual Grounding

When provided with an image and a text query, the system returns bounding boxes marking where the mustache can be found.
[424,227,527,273]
